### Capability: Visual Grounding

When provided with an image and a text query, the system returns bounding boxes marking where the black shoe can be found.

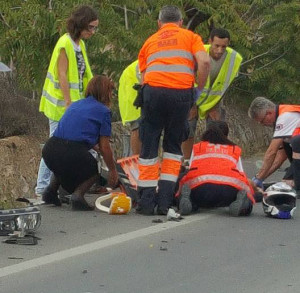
[42,188,61,206]
[70,194,94,211]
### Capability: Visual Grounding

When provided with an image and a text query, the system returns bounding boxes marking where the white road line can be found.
[0,214,212,278]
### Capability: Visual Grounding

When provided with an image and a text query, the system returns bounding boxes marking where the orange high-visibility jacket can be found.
[181,141,255,203]
[278,105,300,136]
[138,23,206,89]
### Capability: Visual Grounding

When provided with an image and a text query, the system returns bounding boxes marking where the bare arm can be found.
[264,147,287,178]
[194,50,210,90]
[256,138,284,180]
[57,49,71,109]
[99,136,118,187]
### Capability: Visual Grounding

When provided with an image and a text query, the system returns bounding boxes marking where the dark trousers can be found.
[138,85,193,211]
[190,183,239,210]
[42,137,98,193]
[291,135,300,189]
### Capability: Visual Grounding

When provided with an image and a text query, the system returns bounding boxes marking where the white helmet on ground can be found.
[263,182,296,219]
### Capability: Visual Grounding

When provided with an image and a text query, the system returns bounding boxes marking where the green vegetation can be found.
[0,0,299,133]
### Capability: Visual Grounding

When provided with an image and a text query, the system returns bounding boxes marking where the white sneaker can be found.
[30,194,45,205]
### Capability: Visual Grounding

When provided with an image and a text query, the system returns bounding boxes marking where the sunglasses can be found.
[88,25,98,32]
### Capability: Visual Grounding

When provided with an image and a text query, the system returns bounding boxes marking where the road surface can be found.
[1,156,299,293]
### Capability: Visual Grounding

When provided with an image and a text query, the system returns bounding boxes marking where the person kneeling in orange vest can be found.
[178,121,256,216]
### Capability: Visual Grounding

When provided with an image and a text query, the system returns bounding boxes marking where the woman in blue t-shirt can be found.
[42,75,118,210]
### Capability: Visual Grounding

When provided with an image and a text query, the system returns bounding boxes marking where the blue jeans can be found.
[35,119,58,194]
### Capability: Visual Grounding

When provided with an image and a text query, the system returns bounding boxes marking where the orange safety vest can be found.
[278,105,300,136]
[181,142,255,203]
[138,23,205,89]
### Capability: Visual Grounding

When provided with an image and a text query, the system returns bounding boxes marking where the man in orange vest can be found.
[136,5,210,215]
[248,97,300,193]
[178,121,255,216]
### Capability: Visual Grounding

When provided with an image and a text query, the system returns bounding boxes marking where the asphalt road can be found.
[1,156,299,293]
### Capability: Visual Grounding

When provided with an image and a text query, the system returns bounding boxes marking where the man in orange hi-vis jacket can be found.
[136,5,210,215]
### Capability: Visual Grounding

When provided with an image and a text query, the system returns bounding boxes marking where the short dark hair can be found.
[201,121,235,145]
[66,5,98,41]
[209,28,230,41]
[158,5,182,23]
[85,75,115,107]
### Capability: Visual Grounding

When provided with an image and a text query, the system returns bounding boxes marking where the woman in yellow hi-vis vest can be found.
[35,5,97,200]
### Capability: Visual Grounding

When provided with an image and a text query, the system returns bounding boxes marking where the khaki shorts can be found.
[126,120,139,131]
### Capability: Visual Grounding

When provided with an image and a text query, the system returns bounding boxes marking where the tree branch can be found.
[124,5,128,30]
[241,43,281,66]
[255,50,288,71]
[110,4,137,15]
[0,12,10,28]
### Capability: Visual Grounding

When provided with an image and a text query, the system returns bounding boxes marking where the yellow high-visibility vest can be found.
[196,45,242,119]
[118,60,141,125]
[39,33,93,121]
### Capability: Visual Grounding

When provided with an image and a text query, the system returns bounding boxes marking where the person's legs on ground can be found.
[189,183,252,216]
[136,86,163,215]
[190,184,237,208]
[71,175,98,211]
[181,117,197,162]
[42,174,62,206]
[157,152,183,215]
[178,184,192,215]
[181,105,198,161]
[157,88,193,214]
[35,119,58,196]
[229,189,253,217]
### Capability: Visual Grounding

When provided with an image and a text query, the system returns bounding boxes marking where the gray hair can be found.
[248,96,276,119]
[158,5,182,23]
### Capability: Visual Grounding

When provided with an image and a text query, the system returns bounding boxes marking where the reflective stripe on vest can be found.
[184,174,252,196]
[46,72,79,90]
[192,153,238,165]
[160,152,182,182]
[147,49,194,64]
[138,157,160,187]
[42,90,65,107]
[145,64,194,75]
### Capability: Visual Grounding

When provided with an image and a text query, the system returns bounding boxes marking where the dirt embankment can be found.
[0,105,271,204]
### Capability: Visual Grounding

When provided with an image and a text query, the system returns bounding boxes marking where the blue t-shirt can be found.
[54,96,111,148]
